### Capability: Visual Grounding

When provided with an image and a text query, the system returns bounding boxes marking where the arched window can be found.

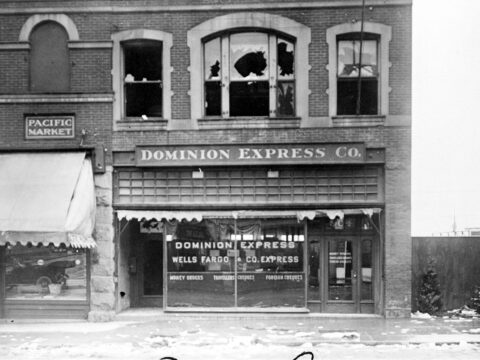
[188,13,310,123]
[204,31,295,117]
[30,21,70,93]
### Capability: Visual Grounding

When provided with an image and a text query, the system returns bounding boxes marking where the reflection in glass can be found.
[5,245,87,300]
[337,40,377,77]
[277,81,294,116]
[166,218,305,308]
[307,239,321,302]
[204,38,221,80]
[361,239,373,300]
[166,220,236,307]
[328,240,352,301]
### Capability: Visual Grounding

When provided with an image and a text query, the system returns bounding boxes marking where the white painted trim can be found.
[187,12,311,126]
[0,1,413,15]
[326,22,391,117]
[111,29,173,129]
[19,14,79,41]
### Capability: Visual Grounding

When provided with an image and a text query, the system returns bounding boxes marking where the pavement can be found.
[1,309,479,346]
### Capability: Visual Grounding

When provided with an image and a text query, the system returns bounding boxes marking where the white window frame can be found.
[112,29,172,128]
[188,13,310,123]
[326,22,391,117]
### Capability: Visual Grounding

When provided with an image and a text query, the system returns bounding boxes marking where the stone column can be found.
[88,166,117,322]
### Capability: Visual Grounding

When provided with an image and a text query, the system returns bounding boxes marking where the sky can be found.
[412,0,480,235]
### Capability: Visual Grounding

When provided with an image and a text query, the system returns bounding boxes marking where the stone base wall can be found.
[89,166,116,322]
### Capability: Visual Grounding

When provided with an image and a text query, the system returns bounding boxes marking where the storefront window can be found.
[5,245,87,301]
[166,218,305,308]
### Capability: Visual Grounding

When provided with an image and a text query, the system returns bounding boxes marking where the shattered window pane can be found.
[277,81,295,116]
[338,40,377,78]
[205,38,221,80]
[277,39,294,80]
[230,33,268,81]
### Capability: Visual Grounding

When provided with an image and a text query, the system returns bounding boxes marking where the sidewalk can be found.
[1,309,479,346]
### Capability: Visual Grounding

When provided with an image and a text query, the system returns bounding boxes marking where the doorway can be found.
[129,228,164,307]
[307,218,378,313]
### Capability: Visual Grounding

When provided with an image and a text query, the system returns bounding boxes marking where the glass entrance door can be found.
[308,230,376,313]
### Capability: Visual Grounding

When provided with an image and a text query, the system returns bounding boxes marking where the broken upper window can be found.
[203,32,295,118]
[30,21,70,93]
[337,34,378,115]
[123,40,163,118]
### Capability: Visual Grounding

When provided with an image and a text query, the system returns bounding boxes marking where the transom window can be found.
[123,39,163,118]
[337,34,378,115]
[203,32,295,118]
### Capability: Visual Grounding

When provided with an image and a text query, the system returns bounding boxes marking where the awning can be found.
[116,208,382,223]
[0,152,96,248]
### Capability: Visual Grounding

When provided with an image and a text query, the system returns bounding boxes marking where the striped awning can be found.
[116,208,382,222]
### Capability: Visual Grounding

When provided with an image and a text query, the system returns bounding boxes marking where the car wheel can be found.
[36,276,52,288]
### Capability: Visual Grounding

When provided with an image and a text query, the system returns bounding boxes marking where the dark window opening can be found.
[30,21,70,93]
[337,78,378,115]
[205,82,221,116]
[230,81,269,117]
[123,40,162,118]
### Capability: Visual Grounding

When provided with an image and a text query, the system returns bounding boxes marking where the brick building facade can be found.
[0,0,411,320]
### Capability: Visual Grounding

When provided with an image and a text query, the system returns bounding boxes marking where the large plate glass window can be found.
[166,218,305,308]
[337,34,378,115]
[203,32,295,118]
[123,39,163,118]
[5,245,87,301]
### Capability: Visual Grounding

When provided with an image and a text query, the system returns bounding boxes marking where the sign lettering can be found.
[25,115,75,139]
[136,143,365,166]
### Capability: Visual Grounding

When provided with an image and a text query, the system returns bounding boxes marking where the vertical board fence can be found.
[412,237,480,312]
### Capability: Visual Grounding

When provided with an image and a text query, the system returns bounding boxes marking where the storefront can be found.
[114,143,385,314]
[0,152,96,319]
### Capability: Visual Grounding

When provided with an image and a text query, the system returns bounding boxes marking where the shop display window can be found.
[166,218,305,308]
[5,245,87,301]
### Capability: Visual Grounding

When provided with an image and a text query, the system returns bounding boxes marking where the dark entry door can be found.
[135,236,163,307]
[308,236,375,313]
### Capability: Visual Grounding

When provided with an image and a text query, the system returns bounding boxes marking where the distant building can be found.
[0,0,411,320]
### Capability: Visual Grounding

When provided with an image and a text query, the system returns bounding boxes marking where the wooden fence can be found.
[412,236,480,312]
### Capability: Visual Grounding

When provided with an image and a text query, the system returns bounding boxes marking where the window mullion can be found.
[221,36,230,118]
[269,35,277,118]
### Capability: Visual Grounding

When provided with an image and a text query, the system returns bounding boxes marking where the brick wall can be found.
[0,0,411,318]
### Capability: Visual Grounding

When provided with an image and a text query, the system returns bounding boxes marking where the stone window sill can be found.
[115,118,167,131]
[332,115,385,127]
[198,117,301,129]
